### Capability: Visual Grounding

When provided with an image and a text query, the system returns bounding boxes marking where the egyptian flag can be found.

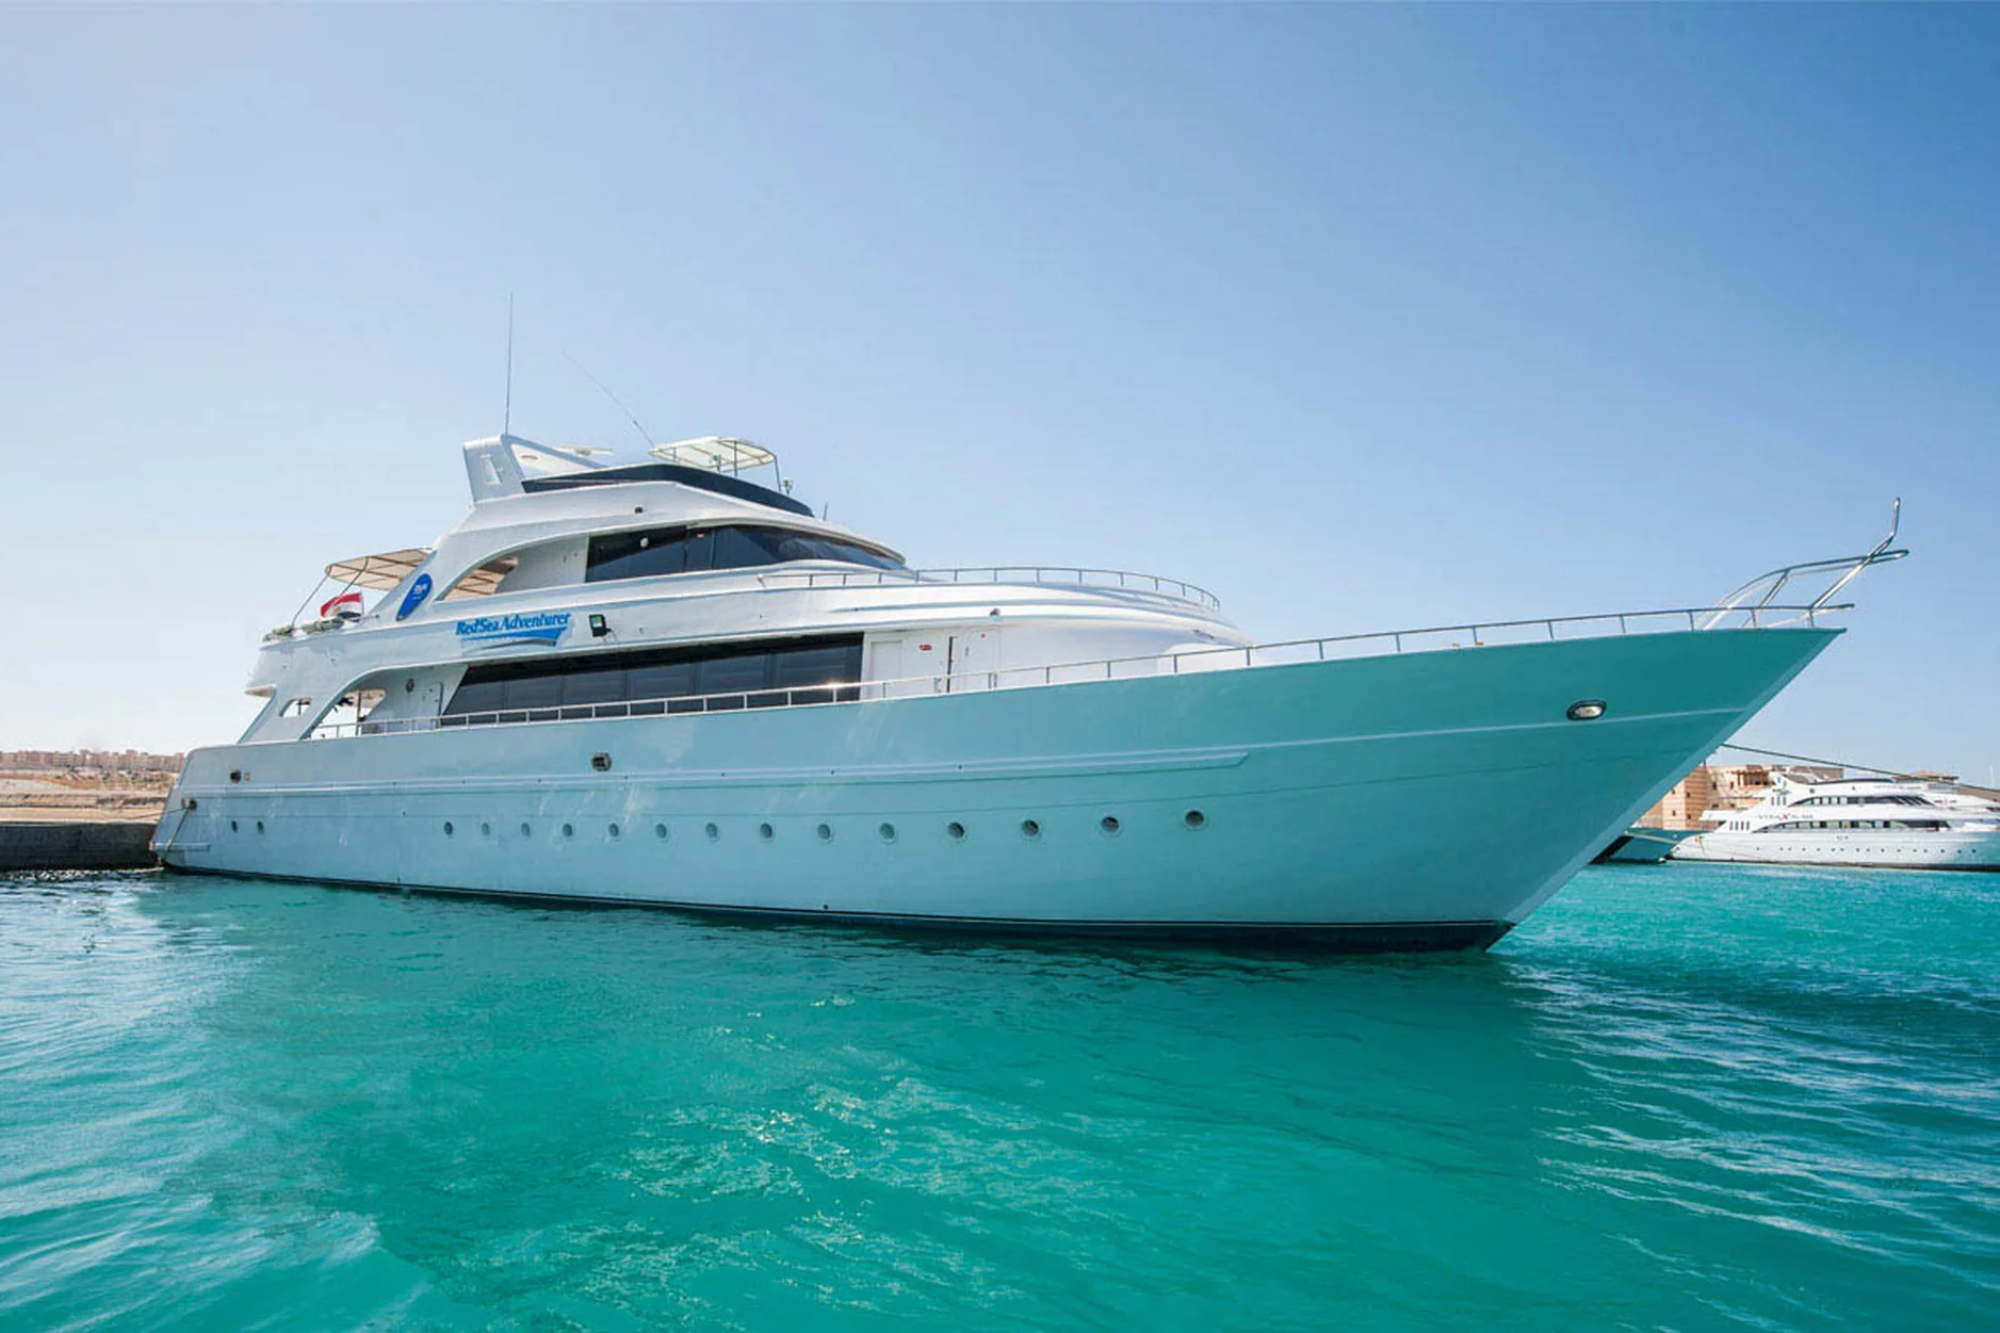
[321,591,365,620]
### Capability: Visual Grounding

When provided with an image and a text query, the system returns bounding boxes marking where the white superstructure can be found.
[154,434,1906,948]
[1673,773,2000,871]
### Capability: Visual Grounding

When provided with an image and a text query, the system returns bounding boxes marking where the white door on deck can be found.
[946,628,1002,692]
[868,637,935,699]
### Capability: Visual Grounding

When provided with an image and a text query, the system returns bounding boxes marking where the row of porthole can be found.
[422,810,1211,843]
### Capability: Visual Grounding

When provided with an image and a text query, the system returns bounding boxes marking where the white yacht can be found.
[153,435,1905,949]
[1673,773,2000,871]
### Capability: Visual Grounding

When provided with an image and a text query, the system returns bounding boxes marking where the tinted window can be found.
[627,661,696,700]
[586,528,692,582]
[768,531,904,570]
[448,678,505,715]
[710,527,785,571]
[586,524,900,584]
[681,530,715,572]
[773,644,862,689]
[505,675,563,710]
[443,636,863,717]
[698,652,771,695]
[562,668,626,706]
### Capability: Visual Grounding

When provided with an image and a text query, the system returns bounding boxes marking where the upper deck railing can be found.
[756,565,1224,612]
[303,600,1844,740]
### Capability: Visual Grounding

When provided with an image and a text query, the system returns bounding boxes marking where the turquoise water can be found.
[2,867,1995,1329]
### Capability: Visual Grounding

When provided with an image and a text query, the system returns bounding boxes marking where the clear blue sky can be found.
[2,6,1994,779]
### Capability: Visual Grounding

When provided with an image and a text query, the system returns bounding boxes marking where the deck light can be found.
[589,614,610,638]
[1567,700,1608,721]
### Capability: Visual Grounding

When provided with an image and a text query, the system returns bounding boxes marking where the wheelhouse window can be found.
[584,524,902,584]
[441,634,864,722]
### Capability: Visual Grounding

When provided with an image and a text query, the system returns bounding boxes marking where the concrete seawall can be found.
[0,822,158,872]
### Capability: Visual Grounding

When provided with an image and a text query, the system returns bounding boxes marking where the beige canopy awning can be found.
[320,548,518,601]
[323,548,431,592]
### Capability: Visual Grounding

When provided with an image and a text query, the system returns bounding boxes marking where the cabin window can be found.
[440,635,864,719]
[773,644,861,689]
[584,524,901,585]
[562,667,626,706]
[698,651,771,696]
[627,661,697,701]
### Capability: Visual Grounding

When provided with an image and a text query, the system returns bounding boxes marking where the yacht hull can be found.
[1672,829,2000,871]
[1592,825,1702,864]
[154,629,1838,949]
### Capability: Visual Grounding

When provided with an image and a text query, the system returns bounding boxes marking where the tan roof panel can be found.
[323,548,431,591]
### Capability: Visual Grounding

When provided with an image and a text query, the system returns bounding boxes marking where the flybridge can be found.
[461,433,802,513]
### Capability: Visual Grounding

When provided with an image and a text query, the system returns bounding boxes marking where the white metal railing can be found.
[756,565,1223,612]
[304,601,1843,740]
[1699,499,1906,630]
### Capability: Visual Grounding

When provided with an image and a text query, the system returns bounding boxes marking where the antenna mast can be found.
[563,349,657,449]
[503,294,515,435]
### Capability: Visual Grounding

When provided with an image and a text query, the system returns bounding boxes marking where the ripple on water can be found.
[0,864,1995,1329]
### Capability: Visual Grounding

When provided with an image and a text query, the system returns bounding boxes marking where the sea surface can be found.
[1,865,1995,1330]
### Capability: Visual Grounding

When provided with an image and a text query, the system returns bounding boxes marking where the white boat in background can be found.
[1673,774,2000,871]
[153,433,1906,949]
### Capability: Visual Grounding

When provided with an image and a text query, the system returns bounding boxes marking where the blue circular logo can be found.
[396,572,433,621]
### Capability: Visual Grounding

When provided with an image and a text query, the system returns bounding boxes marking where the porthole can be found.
[256,820,265,834]
[817,823,833,842]
[480,822,491,836]
[1021,819,1041,839]
[562,823,574,838]
[706,822,720,841]
[520,822,532,837]
[946,821,966,841]
[759,823,774,841]
[879,822,897,843]
[1566,699,1608,722]
[229,819,238,832]
[1100,816,1121,836]
[608,823,620,839]
[443,821,454,836]
[654,823,669,840]
[1184,810,1207,830]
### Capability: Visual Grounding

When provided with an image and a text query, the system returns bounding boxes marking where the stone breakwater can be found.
[0,821,157,871]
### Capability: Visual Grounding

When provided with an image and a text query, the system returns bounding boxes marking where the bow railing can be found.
[1698,499,1906,630]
